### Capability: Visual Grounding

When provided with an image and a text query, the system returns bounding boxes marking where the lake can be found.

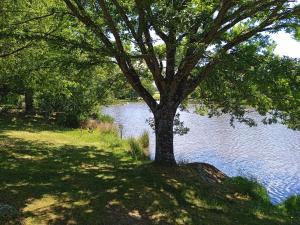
[103,102,300,204]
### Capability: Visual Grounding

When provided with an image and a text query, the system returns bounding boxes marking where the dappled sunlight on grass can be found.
[0,115,299,224]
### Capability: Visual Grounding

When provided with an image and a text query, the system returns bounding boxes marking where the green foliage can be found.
[138,131,149,149]
[1,0,300,167]
[98,113,114,124]
[225,177,270,203]
[128,137,148,160]
[0,0,127,121]
[282,195,300,216]
[128,138,143,159]
[194,43,300,130]
[0,93,23,108]
[1,0,299,132]
[109,74,156,100]
[128,132,150,160]
[56,112,81,128]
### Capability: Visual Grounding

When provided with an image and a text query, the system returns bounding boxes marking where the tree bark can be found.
[25,90,34,114]
[154,104,177,165]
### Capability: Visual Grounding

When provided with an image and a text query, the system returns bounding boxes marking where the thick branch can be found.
[135,1,166,92]
[63,1,157,109]
[63,0,114,52]
[97,0,158,111]
[112,0,164,92]
[174,1,230,86]
[165,30,176,81]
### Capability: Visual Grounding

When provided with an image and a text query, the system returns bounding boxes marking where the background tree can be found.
[0,40,121,125]
[0,43,43,113]
[1,0,300,165]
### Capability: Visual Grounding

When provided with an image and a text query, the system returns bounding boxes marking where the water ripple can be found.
[103,103,300,204]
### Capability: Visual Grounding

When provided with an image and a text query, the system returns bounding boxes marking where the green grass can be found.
[138,131,149,149]
[128,137,148,161]
[280,195,300,217]
[0,114,299,225]
[98,114,115,123]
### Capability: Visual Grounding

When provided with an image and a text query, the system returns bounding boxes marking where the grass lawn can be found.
[0,114,299,225]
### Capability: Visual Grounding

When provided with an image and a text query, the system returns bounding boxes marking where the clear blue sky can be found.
[272,31,300,58]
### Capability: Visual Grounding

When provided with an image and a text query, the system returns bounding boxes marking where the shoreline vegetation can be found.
[0,112,299,225]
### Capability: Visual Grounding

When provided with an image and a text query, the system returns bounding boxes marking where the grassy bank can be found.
[0,114,299,225]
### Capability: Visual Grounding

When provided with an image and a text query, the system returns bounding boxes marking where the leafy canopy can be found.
[0,0,299,129]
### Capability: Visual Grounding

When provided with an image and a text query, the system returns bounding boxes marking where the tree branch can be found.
[10,12,56,26]
[135,1,166,92]
[63,0,114,52]
[175,1,298,102]
[97,0,158,111]
[0,42,32,58]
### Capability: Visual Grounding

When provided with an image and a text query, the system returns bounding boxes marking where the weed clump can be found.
[138,131,149,148]
[128,131,150,160]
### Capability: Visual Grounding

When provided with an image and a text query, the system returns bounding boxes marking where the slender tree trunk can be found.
[25,90,34,114]
[154,104,177,165]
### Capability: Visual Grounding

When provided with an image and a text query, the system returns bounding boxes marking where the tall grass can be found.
[138,131,149,148]
[98,114,114,123]
[128,138,146,160]
[80,119,119,135]
[96,122,119,135]
[128,131,150,160]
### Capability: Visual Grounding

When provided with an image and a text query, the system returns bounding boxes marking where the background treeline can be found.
[0,0,156,127]
[0,40,156,127]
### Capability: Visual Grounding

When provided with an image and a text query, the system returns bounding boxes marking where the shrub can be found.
[283,195,300,216]
[0,93,23,108]
[56,112,81,128]
[225,176,269,202]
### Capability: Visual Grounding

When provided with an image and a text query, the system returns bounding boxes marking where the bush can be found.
[283,195,300,216]
[225,177,269,202]
[56,112,81,128]
[36,87,104,128]
[0,93,23,108]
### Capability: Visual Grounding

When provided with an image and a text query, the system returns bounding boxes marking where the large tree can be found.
[1,0,300,165]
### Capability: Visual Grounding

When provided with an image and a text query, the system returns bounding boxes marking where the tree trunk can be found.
[25,90,34,114]
[154,105,177,165]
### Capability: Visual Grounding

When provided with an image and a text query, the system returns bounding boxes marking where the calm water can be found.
[103,102,300,204]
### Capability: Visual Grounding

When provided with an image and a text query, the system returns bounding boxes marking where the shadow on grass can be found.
[0,116,297,225]
[0,113,68,133]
